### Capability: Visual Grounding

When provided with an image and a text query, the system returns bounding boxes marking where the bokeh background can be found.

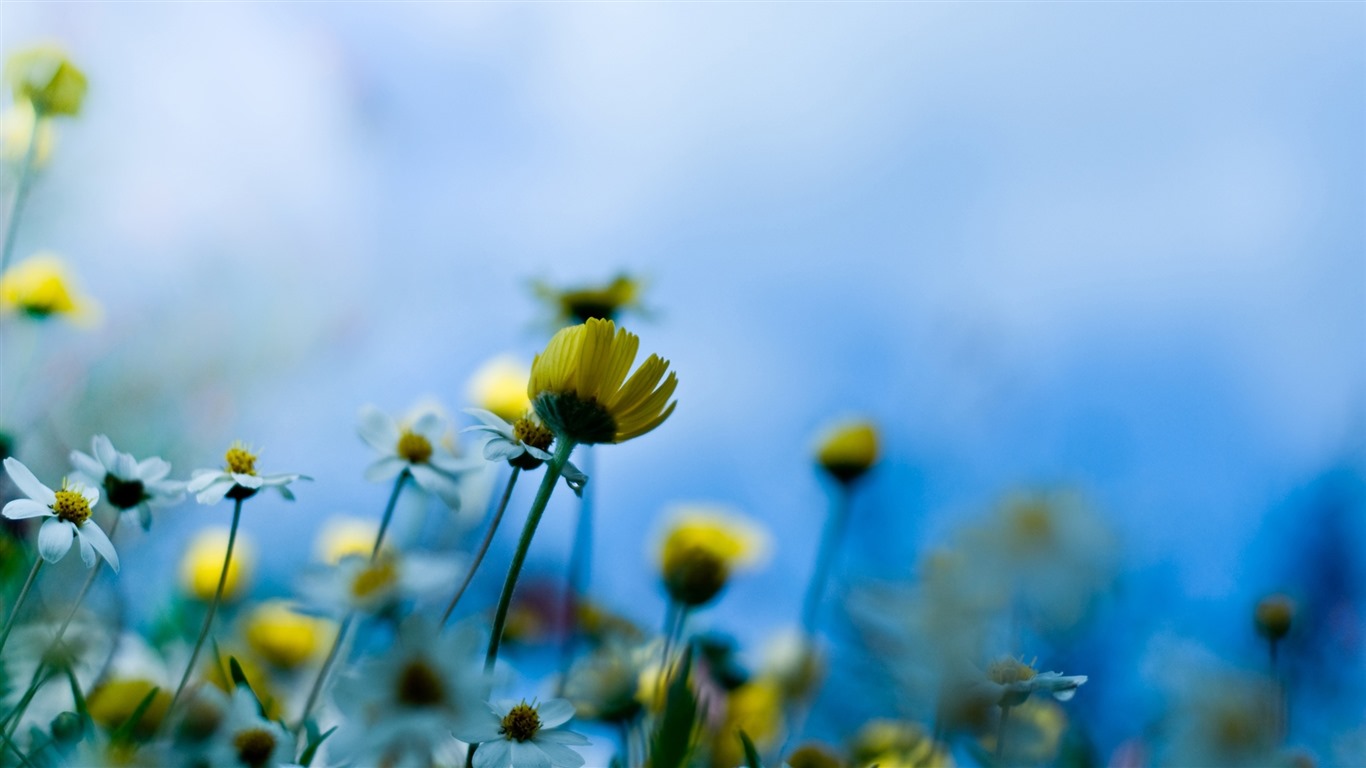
[2,1,1363,762]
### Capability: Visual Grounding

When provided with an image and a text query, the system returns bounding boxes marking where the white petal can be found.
[509,740,552,768]
[535,700,575,729]
[232,473,264,490]
[3,499,53,520]
[410,411,444,439]
[69,451,105,481]
[535,738,587,767]
[560,464,588,497]
[92,435,119,470]
[365,456,406,483]
[78,521,120,573]
[409,464,462,508]
[78,531,96,567]
[136,504,153,531]
[195,478,235,505]
[137,456,172,481]
[463,408,510,430]
[537,730,591,746]
[473,739,511,768]
[80,484,100,507]
[452,713,505,745]
[525,445,553,461]
[37,518,75,563]
[3,458,56,505]
[186,470,223,493]
[357,405,400,452]
[113,453,139,480]
[483,439,520,462]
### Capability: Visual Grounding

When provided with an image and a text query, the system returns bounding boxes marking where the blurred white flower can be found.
[359,404,479,509]
[186,442,304,505]
[205,687,292,768]
[70,434,184,530]
[2,456,119,571]
[454,698,590,768]
[463,408,588,496]
[298,551,460,617]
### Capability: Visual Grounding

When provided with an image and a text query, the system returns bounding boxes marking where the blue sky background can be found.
[3,1,1363,759]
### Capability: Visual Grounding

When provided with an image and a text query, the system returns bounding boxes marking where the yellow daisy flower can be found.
[656,506,769,607]
[243,600,334,670]
[180,528,255,603]
[813,418,879,484]
[0,252,100,323]
[528,318,677,446]
[467,354,532,422]
[533,273,644,325]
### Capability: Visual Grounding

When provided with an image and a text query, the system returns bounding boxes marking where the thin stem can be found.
[555,447,595,693]
[168,496,243,713]
[1,109,41,276]
[800,483,852,636]
[442,466,521,627]
[0,556,43,656]
[372,469,409,558]
[654,601,687,706]
[0,665,56,748]
[616,718,632,767]
[484,438,575,673]
[995,703,1012,766]
[294,613,355,734]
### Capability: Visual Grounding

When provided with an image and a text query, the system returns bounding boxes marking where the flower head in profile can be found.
[0,253,100,323]
[205,686,291,768]
[2,457,118,571]
[984,656,1088,707]
[186,442,304,505]
[468,355,533,422]
[533,272,645,325]
[529,318,677,446]
[463,408,588,496]
[299,550,460,617]
[563,640,652,724]
[69,435,183,531]
[1254,593,1295,642]
[5,44,87,117]
[454,698,590,768]
[656,506,769,607]
[813,418,879,484]
[358,403,477,509]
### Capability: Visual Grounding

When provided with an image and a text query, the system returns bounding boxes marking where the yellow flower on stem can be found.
[529,318,677,445]
[657,506,769,608]
[813,418,879,485]
[4,44,87,117]
[467,354,532,423]
[0,252,100,323]
[243,600,333,670]
[180,528,255,603]
[533,273,644,325]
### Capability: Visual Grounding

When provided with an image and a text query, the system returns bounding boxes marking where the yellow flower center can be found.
[351,559,398,600]
[396,430,433,464]
[52,485,91,525]
[513,416,554,452]
[1012,503,1054,543]
[225,444,257,476]
[499,702,542,742]
[232,728,277,768]
[396,660,445,707]
[988,658,1037,685]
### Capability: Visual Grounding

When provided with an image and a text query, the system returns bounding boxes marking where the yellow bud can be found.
[467,355,532,422]
[180,528,254,603]
[0,253,100,324]
[657,507,769,608]
[5,45,87,117]
[814,419,879,484]
[87,679,170,739]
[244,600,332,670]
[1255,594,1295,641]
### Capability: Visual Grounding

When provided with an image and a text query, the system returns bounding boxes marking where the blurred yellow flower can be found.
[467,354,532,422]
[0,252,100,323]
[180,528,254,602]
[711,676,785,768]
[851,719,953,768]
[657,506,769,607]
[87,678,171,739]
[314,516,381,564]
[1,101,54,166]
[529,318,677,445]
[533,273,643,325]
[814,418,879,484]
[243,600,333,670]
[977,699,1067,765]
[1254,593,1295,641]
[4,44,87,117]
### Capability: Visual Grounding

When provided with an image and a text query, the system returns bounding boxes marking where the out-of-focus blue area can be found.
[3,2,1363,759]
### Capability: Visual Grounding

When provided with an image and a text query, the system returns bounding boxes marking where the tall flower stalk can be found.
[169,496,244,711]
[441,466,521,626]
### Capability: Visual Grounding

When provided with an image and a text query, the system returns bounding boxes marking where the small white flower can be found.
[463,408,588,497]
[983,657,1088,707]
[2,457,119,571]
[205,686,291,768]
[359,404,480,509]
[455,698,590,768]
[298,551,461,616]
[69,434,184,530]
[186,442,305,505]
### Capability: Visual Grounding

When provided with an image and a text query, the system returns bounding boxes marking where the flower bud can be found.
[5,45,87,117]
[1255,593,1295,641]
[814,419,879,484]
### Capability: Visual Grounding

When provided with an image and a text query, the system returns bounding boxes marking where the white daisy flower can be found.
[358,404,480,509]
[186,441,305,505]
[205,686,292,768]
[2,457,119,571]
[983,657,1088,706]
[329,618,488,765]
[455,698,590,768]
[463,408,588,497]
[69,434,184,530]
[297,550,461,617]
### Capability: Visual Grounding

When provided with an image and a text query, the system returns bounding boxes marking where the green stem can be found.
[995,703,1012,766]
[442,466,521,627]
[555,447,594,694]
[800,483,851,636]
[372,468,409,558]
[0,665,56,749]
[484,439,575,673]
[0,556,43,656]
[168,496,243,714]
[0,109,41,277]
[654,600,687,706]
[294,613,355,734]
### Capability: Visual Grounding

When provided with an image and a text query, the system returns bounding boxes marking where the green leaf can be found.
[110,686,161,744]
[738,729,763,768]
[299,725,337,766]
[648,645,698,768]
[61,666,93,734]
